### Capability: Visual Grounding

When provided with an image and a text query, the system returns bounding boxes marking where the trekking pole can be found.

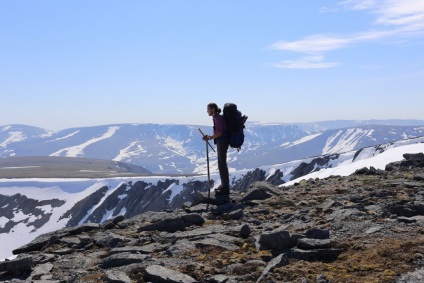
[198,128,215,207]
[206,138,211,205]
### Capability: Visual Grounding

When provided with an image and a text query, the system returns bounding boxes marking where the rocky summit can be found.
[1,153,424,283]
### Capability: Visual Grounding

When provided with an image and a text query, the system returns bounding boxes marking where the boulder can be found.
[240,224,251,239]
[403,153,424,162]
[0,256,33,275]
[386,201,424,217]
[258,227,294,250]
[145,265,197,283]
[242,182,281,202]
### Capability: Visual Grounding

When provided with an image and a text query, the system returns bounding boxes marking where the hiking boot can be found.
[215,185,230,195]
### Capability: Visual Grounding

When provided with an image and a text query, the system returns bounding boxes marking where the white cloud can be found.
[269,0,424,69]
[270,56,340,69]
[339,0,378,10]
[269,34,352,54]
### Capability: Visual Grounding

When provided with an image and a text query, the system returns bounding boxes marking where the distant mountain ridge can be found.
[1,120,424,174]
[1,134,424,260]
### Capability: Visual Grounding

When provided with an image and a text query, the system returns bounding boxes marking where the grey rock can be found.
[306,229,330,240]
[241,181,281,202]
[166,240,197,256]
[396,268,424,283]
[145,265,197,283]
[92,232,128,248]
[256,253,289,283]
[104,269,132,283]
[100,253,148,269]
[365,226,384,234]
[30,263,54,278]
[258,227,294,250]
[297,239,332,250]
[288,248,343,262]
[0,256,33,275]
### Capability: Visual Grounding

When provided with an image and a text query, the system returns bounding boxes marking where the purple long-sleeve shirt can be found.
[213,114,226,136]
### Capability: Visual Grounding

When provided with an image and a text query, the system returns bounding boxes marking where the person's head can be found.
[207,103,221,116]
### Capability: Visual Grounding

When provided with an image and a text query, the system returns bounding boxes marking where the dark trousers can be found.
[217,141,230,188]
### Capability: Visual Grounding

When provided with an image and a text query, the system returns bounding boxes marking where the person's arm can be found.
[204,131,222,140]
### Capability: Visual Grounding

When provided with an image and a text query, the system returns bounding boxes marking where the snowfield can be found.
[284,140,424,186]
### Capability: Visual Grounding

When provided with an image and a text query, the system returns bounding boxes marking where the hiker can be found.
[202,103,230,195]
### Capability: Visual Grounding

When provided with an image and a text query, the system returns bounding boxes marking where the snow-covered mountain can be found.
[1,135,424,260]
[1,121,424,174]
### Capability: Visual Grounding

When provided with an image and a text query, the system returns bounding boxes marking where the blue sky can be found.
[1,0,424,130]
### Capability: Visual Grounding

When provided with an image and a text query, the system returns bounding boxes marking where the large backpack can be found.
[223,103,248,151]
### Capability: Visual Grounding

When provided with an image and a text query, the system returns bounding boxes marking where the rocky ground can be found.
[1,153,424,283]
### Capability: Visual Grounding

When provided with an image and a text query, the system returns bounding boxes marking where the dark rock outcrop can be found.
[0,256,33,276]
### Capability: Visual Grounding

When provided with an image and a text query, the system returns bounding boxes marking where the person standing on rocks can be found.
[203,103,230,195]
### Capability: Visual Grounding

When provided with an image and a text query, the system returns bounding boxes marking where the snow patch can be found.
[162,182,185,203]
[113,141,147,162]
[47,130,80,142]
[100,209,115,223]
[0,166,41,170]
[0,216,9,228]
[0,132,26,148]
[322,128,370,155]
[50,126,120,157]
[282,133,322,148]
